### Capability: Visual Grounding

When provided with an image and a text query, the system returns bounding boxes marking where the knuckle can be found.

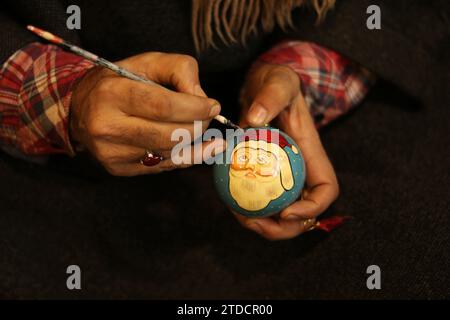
[176,55,198,72]
[275,65,296,78]
[265,82,287,97]
[95,77,116,95]
[275,65,298,80]
[104,165,125,177]
[133,127,155,149]
[94,147,113,165]
[158,129,176,150]
[143,51,163,62]
[145,126,162,145]
[85,114,103,137]
[154,130,166,149]
[151,94,173,120]
[149,128,171,151]
[153,99,173,121]
[271,66,299,91]
[86,115,113,138]
[128,86,174,121]
[96,147,124,170]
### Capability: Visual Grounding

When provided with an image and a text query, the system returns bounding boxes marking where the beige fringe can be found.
[192,0,336,52]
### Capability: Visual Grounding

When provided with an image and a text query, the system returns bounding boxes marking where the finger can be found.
[280,96,339,220]
[91,141,146,166]
[247,66,299,127]
[115,138,227,176]
[90,141,180,169]
[98,115,211,152]
[118,52,207,97]
[170,137,227,166]
[114,80,220,122]
[234,214,310,241]
[280,182,338,219]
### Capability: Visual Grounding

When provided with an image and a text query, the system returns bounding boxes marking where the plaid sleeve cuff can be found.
[258,41,376,128]
[0,42,94,156]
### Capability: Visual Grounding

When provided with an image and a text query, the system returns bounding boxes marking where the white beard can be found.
[229,173,285,211]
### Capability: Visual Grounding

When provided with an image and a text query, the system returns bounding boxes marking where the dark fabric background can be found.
[0,0,449,298]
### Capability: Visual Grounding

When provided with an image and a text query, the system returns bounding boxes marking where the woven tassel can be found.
[314,216,352,232]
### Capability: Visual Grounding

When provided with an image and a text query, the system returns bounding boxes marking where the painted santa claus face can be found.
[229,140,294,211]
[213,127,305,217]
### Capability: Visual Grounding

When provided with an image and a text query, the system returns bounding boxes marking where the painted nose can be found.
[245,162,256,171]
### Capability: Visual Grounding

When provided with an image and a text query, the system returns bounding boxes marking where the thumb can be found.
[247,68,299,127]
[121,52,208,97]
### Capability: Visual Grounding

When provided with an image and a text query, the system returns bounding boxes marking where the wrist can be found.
[69,66,98,152]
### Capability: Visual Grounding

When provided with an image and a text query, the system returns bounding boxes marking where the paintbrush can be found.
[27,25,241,130]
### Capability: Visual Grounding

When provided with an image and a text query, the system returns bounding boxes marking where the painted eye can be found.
[237,154,248,163]
[256,155,268,164]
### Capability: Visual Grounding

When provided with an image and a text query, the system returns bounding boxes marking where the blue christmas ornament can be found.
[213,127,306,217]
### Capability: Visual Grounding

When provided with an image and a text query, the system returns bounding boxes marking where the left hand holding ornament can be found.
[225,62,340,240]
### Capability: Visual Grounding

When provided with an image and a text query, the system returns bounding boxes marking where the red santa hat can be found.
[239,129,292,149]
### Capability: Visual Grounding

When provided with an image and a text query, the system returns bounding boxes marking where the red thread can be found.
[315,216,352,232]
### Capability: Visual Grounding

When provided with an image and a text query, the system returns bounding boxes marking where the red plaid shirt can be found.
[0,41,373,157]
[258,41,375,128]
[0,43,93,156]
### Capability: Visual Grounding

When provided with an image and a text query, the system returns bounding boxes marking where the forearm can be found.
[253,41,376,128]
[0,43,93,157]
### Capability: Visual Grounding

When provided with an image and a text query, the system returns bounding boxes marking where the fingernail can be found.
[209,103,221,117]
[194,84,207,97]
[248,103,267,126]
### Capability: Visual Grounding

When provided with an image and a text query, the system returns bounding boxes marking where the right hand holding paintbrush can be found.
[70,52,225,176]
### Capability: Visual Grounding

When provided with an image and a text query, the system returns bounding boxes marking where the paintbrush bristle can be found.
[227,120,241,130]
[214,115,241,129]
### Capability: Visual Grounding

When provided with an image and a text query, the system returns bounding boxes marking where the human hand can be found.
[70,52,225,176]
[235,62,339,240]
